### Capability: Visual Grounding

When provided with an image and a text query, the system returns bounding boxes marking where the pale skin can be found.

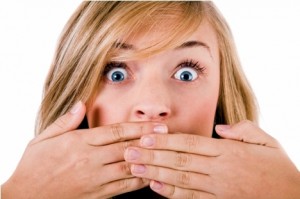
[125,122,300,199]
[2,20,300,199]
[2,103,164,198]
[88,19,300,198]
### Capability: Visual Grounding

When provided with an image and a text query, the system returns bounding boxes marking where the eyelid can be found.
[103,61,133,83]
[177,60,199,69]
[103,62,127,74]
[175,60,206,74]
[171,59,207,81]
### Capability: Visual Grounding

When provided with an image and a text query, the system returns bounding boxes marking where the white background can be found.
[1,1,299,183]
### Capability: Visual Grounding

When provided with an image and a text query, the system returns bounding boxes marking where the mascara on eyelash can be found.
[103,62,126,74]
[178,59,206,72]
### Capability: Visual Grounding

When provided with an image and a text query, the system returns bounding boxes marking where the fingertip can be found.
[215,124,235,139]
[69,101,87,123]
[215,124,231,134]
[43,101,86,137]
[150,180,163,191]
[153,123,168,134]
[70,101,84,114]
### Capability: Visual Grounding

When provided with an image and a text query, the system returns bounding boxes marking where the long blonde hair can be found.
[35,1,257,135]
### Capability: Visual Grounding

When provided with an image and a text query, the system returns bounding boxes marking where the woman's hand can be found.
[125,120,300,199]
[2,101,167,199]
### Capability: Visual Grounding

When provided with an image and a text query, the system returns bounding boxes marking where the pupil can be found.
[112,72,124,81]
[181,72,192,81]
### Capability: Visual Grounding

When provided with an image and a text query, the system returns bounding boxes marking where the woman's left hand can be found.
[124,120,300,199]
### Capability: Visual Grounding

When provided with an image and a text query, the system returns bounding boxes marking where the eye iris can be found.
[111,71,124,81]
[180,71,193,81]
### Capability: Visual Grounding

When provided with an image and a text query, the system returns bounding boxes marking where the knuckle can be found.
[119,162,131,175]
[110,124,125,142]
[177,171,191,186]
[185,135,199,153]
[166,184,176,198]
[122,140,135,152]
[186,190,196,199]
[141,178,150,185]
[175,152,191,168]
[118,178,129,192]
[131,178,149,190]
[148,149,155,163]
[117,178,147,192]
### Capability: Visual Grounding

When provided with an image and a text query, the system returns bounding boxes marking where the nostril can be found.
[135,109,169,119]
[159,112,168,117]
[137,110,145,115]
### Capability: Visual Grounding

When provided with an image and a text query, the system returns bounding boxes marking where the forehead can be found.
[121,19,219,61]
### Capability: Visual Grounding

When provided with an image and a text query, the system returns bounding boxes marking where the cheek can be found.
[86,91,130,128]
[172,78,219,137]
[176,96,217,137]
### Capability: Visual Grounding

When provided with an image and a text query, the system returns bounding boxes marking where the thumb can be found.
[34,101,86,143]
[215,120,279,148]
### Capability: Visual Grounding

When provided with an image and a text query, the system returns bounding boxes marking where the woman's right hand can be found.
[1,101,167,199]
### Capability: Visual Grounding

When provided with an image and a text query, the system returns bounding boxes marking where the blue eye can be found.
[174,67,198,81]
[106,68,128,82]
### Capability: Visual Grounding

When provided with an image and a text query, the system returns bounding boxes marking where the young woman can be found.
[2,2,300,198]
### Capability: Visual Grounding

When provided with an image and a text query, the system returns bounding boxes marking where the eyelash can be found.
[177,59,206,73]
[103,60,206,77]
[103,62,127,74]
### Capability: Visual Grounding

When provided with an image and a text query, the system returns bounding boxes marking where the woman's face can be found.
[87,20,220,137]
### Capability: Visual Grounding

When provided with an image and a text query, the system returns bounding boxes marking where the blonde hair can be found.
[35,1,257,135]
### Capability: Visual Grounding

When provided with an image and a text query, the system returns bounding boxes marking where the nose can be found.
[134,103,171,121]
[132,80,171,121]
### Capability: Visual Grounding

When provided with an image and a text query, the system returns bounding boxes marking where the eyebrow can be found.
[114,40,212,59]
[115,42,134,50]
[115,40,210,50]
[175,40,213,59]
[175,40,210,50]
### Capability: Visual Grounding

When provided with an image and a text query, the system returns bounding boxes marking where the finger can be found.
[95,161,134,185]
[82,122,168,146]
[98,177,149,198]
[150,180,216,199]
[130,164,213,193]
[92,139,140,165]
[139,134,221,157]
[32,101,86,144]
[215,120,279,148]
[124,147,213,174]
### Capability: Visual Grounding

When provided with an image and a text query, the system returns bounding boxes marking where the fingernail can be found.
[131,164,146,174]
[70,101,82,114]
[150,180,163,190]
[141,136,154,147]
[125,148,140,161]
[216,124,231,132]
[154,124,168,134]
